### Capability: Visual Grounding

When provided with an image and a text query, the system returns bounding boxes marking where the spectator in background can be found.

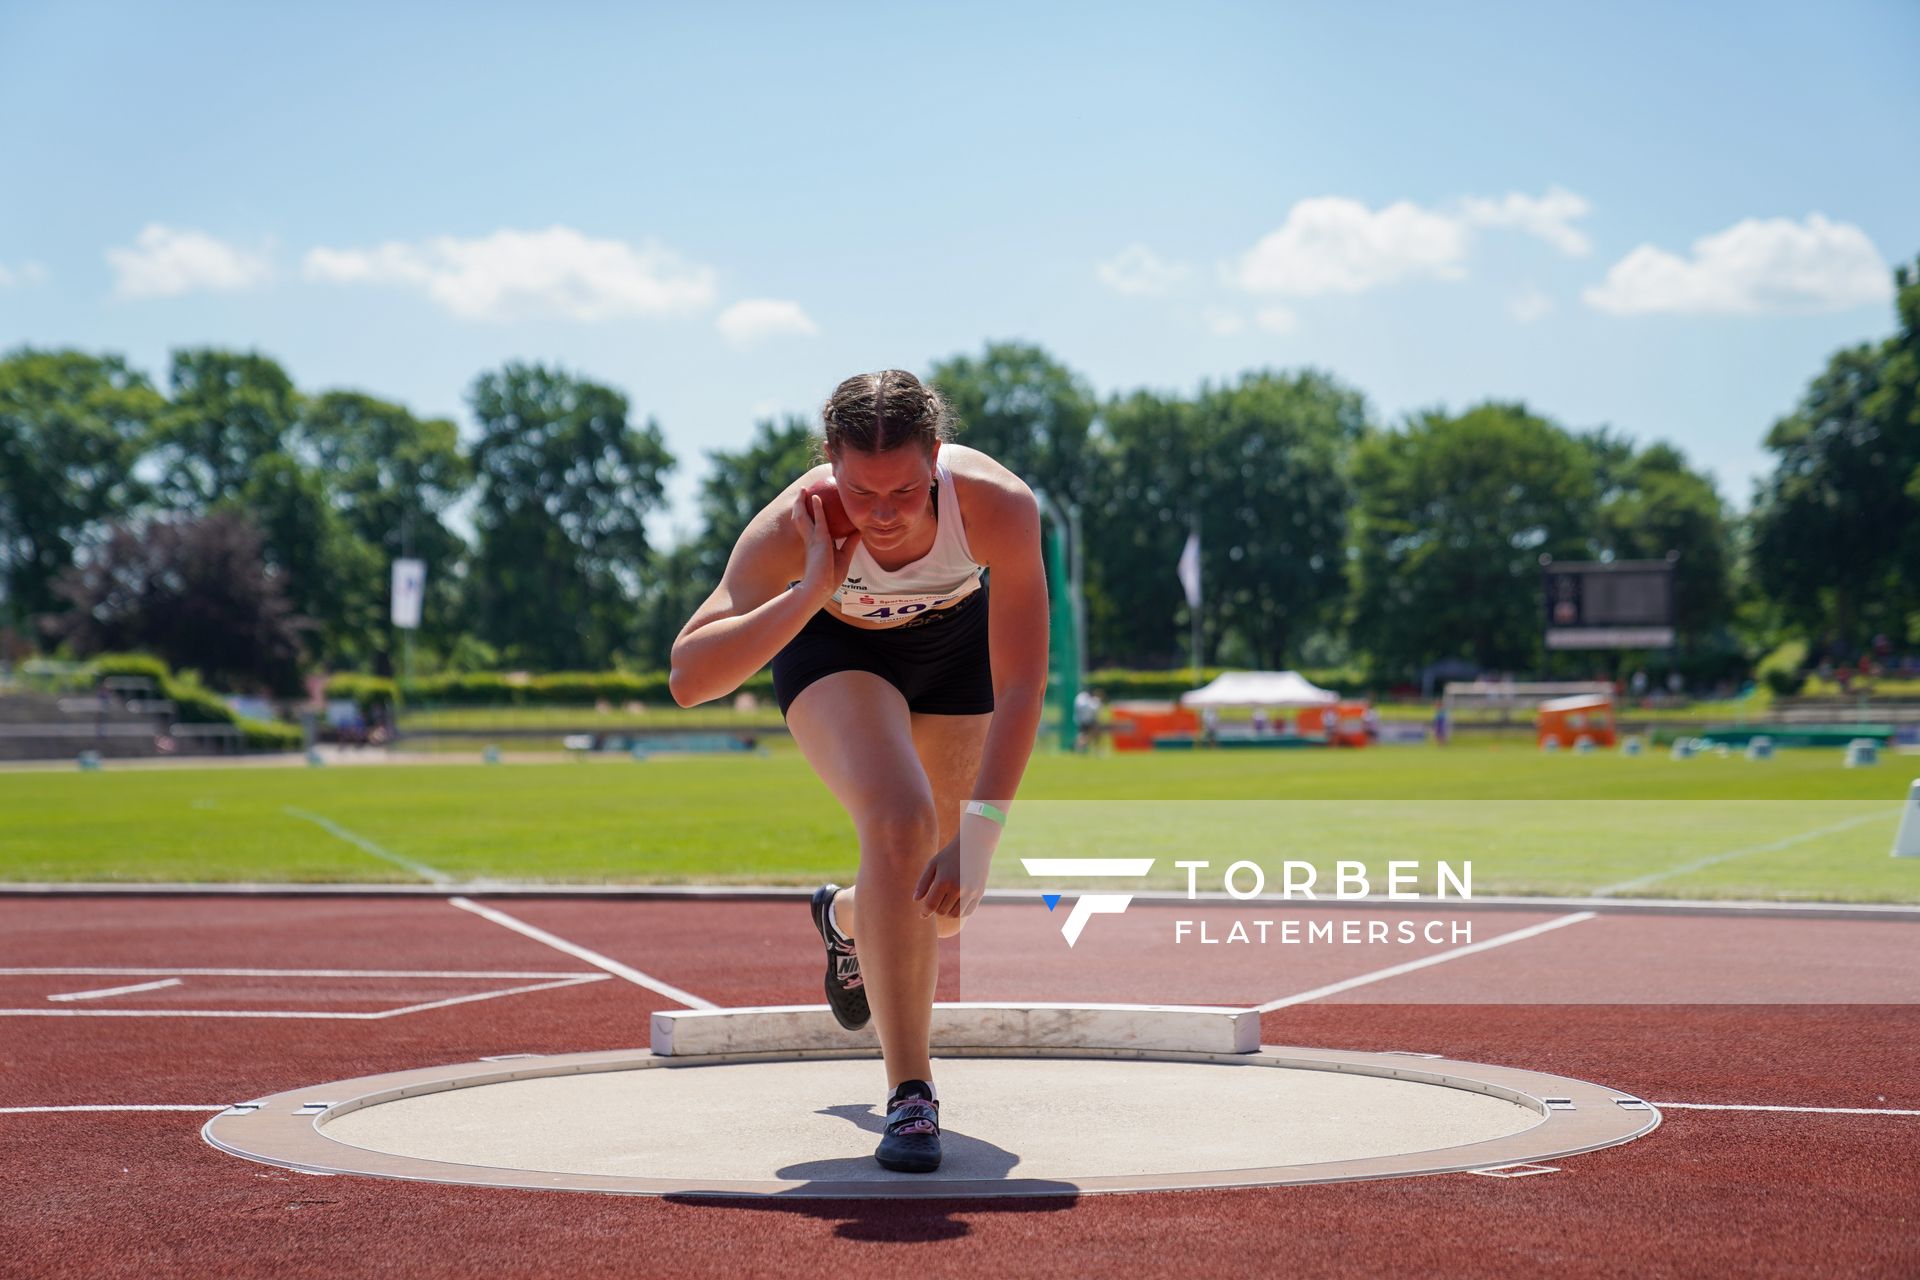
[1073,687,1103,754]
[1201,705,1221,747]
[1250,706,1269,736]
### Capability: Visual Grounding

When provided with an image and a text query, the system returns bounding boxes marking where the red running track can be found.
[2,895,1916,1279]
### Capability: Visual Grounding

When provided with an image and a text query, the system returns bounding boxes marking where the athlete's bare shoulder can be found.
[944,444,1038,563]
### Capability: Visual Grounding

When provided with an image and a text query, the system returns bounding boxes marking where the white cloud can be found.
[1202,308,1245,336]
[1253,305,1298,335]
[1459,187,1592,256]
[107,225,273,298]
[1096,244,1189,296]
[302,225,716,322]
[715,298,819,347]
[1234,197,1469,296]
[1509,289,1555,323]
[1231,188,1595,298]
[0,261,48,289]
[1583,214,1891,316]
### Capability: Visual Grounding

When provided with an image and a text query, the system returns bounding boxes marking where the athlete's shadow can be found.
[666,1102,1079,1242]
[773,1101,1032,1183]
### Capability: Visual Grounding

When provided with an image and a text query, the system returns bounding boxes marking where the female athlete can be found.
[668,369,1048,1173]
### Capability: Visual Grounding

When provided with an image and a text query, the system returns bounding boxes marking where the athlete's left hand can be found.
[913,814,999,920]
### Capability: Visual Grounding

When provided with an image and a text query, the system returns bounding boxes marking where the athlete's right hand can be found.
[793,493,862,602]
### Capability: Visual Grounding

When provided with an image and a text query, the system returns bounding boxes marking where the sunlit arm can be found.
[668,511,817,708]
[970,482,1049,809]
[669,585,820,708]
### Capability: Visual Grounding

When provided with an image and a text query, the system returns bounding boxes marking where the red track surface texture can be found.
[3,896,1916,1279]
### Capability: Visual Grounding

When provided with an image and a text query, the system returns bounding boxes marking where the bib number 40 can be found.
[863,597,950,620]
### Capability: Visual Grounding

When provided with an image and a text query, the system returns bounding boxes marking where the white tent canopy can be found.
[1179,671,1339,708]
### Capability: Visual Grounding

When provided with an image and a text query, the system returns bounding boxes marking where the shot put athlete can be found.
[668,369,1048,1173]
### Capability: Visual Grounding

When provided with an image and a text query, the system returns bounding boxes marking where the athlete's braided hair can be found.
[820,369,954,458]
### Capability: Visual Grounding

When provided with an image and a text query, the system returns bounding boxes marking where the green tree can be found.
[1751,257,1920,649]
[235,453,384,668]
[1086,371,1363,669]
[929,342,1098,506]
[1350,403,1598,677]
[1084,389,1195,667]
[151,349,301,508]
[467,362,674,670]
[1590,437,1734,646]
[0,348,162,629]
[1189,371,1364,667]
[305,391,472,665]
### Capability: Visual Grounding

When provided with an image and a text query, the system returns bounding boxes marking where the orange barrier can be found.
[1110,702,1200,752]
[1292,700,1371,747]
[1334,700,1370,747]
[1535,694,1616,748]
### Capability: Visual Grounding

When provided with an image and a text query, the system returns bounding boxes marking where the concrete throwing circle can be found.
[205,1046,1658,1198]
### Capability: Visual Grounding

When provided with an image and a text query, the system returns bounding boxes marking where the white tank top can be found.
[829,453,985,624]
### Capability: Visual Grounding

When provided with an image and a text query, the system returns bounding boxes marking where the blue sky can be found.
[2,1,1915,545]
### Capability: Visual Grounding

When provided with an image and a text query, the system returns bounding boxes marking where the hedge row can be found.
[84,653,303,751]
[324,665,1371,713]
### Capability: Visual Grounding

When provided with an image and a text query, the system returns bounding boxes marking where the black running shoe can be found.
[875,1079,941,1173]
[810,883,869,1031]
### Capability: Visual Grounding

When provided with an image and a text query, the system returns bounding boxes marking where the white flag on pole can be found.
[391,558,426,630]
[1177,531,1201,608]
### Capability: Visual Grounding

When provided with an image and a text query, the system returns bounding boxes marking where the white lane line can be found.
[1251,912,1598,1013]
[372,973,609,1019]
[47,978,181,1003]
[283,806,453,884]
[1654,1101,1920,1117]
[0,973,608,1019]
[1595,810,1892,896]
[2,1009,382,1019]
[449,896,716,1010]
[0,968,591,979]
[0,1105,230,1114]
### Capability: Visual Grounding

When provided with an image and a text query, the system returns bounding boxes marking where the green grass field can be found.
[3,743,1916,902]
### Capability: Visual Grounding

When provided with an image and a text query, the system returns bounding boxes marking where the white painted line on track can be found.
[0,967,593,979]
[283,806,453,884]
[374,974,610,1019]
[1654,1101,1920,1116]
[0,1105,230,1114]
[0,973,608,1019]
[1596,810,1893,896]
[449,896,717,1009]
[1250,911,1598,1012]
[47,977,181,1002]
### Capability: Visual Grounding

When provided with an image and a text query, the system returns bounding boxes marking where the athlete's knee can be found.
[856,795,938,870]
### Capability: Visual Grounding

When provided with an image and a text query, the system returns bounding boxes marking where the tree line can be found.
[2,257,1915,695]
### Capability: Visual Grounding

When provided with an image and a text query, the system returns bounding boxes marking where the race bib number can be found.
[835,580,979,621]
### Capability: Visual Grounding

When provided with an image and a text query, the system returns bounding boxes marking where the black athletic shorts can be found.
[772,584,994,718]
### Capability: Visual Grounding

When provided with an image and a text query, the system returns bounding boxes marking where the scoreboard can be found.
[1541,555,1677,650]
